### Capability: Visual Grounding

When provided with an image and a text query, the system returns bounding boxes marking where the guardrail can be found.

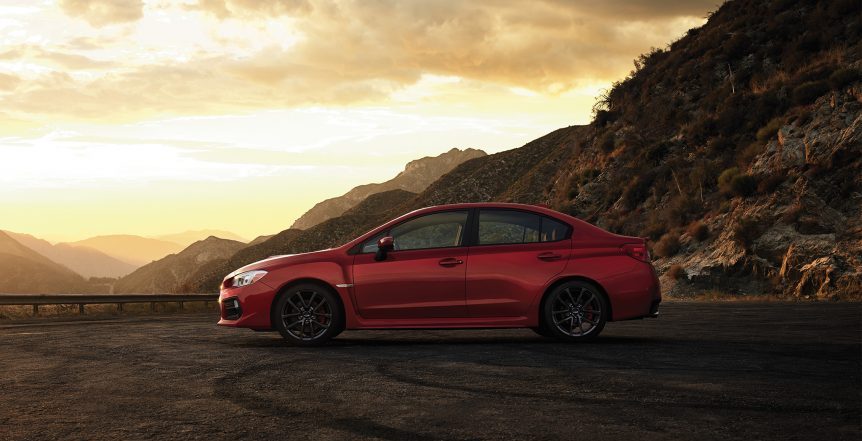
[0,293,219,315]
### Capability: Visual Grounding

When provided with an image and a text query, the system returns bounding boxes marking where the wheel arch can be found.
[269,277,346,328]
[539,276,614,322]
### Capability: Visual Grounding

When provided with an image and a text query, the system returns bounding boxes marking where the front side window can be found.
[390,210,468,251]
[478,210,570,245]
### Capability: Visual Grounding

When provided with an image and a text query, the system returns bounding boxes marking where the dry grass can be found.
[0,302,219,321]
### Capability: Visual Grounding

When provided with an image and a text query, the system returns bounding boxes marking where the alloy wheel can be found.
[550,286,602,337]
[281,289,332,341]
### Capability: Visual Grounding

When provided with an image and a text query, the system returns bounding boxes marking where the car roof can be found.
[409,202,556,214]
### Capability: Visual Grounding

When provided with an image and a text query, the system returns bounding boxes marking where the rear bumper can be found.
[648,299,661,318]
[603,261,661,321]
[647,265,661,317]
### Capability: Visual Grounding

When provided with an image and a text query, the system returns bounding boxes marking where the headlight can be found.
[229,270,268,288]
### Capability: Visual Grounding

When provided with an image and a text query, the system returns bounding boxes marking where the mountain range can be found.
[0,231,87,294]
[0,229,250,292]
[180,0,861,298]
[3,0,859,298]
[3,231,137,279]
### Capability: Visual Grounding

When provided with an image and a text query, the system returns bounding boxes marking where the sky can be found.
[0,0,716,242]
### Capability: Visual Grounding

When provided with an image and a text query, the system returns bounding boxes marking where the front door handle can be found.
[438,258,464,267]
[537,252,562,261]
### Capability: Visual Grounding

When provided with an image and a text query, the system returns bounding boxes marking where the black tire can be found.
[273,283,344,346]
[541,281,608,341]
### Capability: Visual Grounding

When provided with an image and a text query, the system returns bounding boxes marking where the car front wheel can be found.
[541,281,608,341]
[273,283,344,346]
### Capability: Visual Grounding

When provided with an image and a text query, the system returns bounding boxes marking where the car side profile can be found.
[218,203,660,346]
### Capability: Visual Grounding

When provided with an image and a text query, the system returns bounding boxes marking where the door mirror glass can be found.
[377,236,394,251]
[375,236,394,261]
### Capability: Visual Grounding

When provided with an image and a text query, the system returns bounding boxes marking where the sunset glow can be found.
[1,0,712,241]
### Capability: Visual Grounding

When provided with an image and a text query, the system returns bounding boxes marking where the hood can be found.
[225,248,337,279]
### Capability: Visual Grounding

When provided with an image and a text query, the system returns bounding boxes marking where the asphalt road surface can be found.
[0,302,859,440]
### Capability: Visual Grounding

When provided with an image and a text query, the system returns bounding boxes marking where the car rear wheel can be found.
[274,283,344,346]
[541,281,608,341]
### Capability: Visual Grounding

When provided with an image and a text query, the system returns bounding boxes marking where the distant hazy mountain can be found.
[114,236,246,293]
[0,231,87,293]
[3,231,138,278]
[64,235,184,267]
[290,148,486,230]
[154,230,247,247]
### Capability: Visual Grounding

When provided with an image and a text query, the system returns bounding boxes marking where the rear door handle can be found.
[537,252,562,261]
[438,258,464,267]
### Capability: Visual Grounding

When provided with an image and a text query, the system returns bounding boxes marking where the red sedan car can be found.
[218,203,660,345]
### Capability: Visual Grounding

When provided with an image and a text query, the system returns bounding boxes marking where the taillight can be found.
[623,243,650,262]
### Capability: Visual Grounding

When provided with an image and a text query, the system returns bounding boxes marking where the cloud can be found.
[59,0,143,27]
[188,0,312,18]
[0,73,21,90]
[1,0,716,124]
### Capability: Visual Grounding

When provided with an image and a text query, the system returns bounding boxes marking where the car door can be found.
[465,209,571,317]
[352,210,470,319]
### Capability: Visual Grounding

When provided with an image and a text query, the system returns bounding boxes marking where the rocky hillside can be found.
[0,231,88,294]
[114,236,245,293]
[186,0,860,299]
[290,148,486,230]
[3,231,137,278]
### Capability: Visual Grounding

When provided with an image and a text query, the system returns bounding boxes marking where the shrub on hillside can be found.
[792,80,829,105]
[718,167,756,197]
[828,68,862,90]
[729,174,757,197]
[667,264,686,280]
[653,233,681,258]
[593,109,619,127]
[664,196,701,228]
[643,214,667,241]
[739,141,767,166]
[732,217,762,250]
[758,173,786,193]
[756,118,783,142]
[597,131,616,152]
[622,175,654,209]
[686,221,709,241]
[718,167,740,189]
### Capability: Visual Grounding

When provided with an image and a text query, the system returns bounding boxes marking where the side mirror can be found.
[375,236,394,261]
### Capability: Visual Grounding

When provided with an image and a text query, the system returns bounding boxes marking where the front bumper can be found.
[217,280,278,330]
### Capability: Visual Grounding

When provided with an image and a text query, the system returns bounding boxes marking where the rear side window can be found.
[541,217,569,242]
[477,210,570,245]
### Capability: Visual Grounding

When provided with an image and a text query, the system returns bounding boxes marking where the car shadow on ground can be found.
[227,332,661,348]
